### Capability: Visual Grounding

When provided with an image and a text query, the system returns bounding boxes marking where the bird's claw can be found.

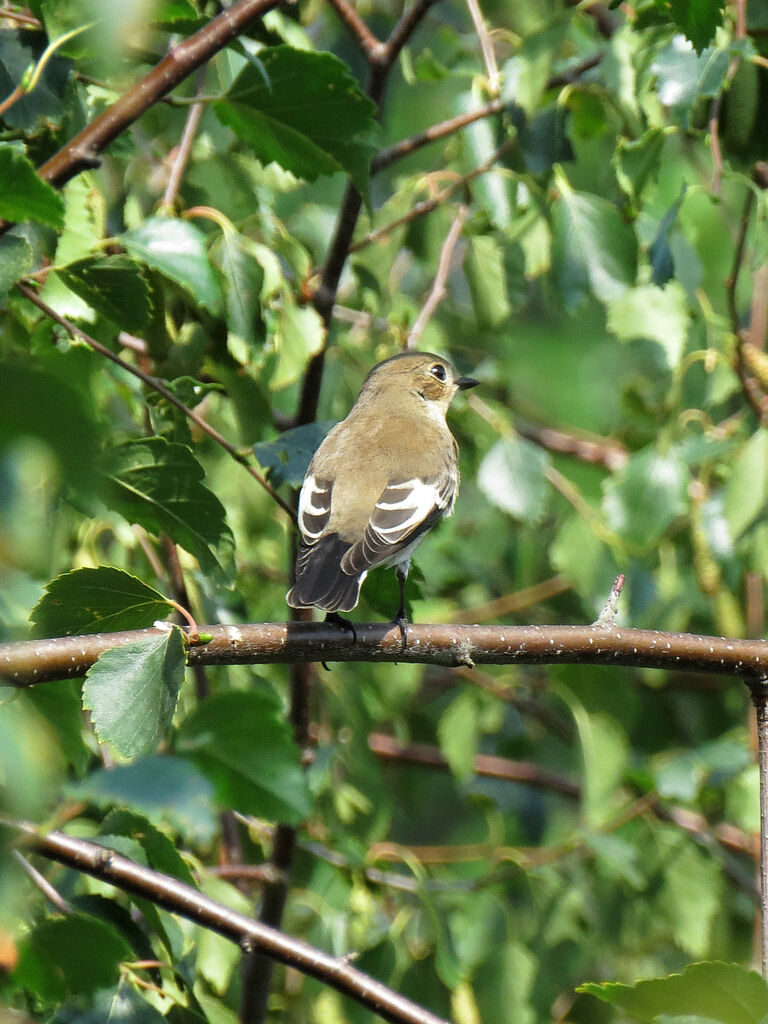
[324,611,357,644]
[392,615,408,647]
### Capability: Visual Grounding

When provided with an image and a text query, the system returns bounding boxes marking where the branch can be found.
[406,202,469,348]
[16,283,296,523]
[6,821,450,1024]
[351,138,516,255]
[296,0,444,426]
[4,620,768,686]
[0,0,281,237]
[464,0,499,93]
[368,733,581,795]
[325,0,384,62]
[372,99,506,173]
[161,66,208,210]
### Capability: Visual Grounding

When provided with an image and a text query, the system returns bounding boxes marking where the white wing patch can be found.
[372,478,447,542]
[298,475,332,542]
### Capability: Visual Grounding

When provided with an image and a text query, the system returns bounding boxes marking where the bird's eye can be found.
[430,363,447,381]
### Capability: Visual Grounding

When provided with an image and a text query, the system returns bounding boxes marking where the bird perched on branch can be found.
[286,351,478,637]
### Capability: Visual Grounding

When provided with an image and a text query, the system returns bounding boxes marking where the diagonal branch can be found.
[406,202,469,348]
[16,283,296,523]
[6,821,451,1024]
[326,0,384,61]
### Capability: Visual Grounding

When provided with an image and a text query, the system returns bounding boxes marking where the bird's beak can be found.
[456,375,480,390]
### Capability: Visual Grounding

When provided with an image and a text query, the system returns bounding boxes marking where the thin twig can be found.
[6,822,451,1024]
[749,678,768,977]
[464,0,499,93]
[16,283,296,523]
[446,574,571,623]
[351,138,516,255]
[406,202,469,348]
[372,99,506,173]
[0,6,42,27]
[515,419,629,470]
[161,66,208,209]
[12,849,72,914]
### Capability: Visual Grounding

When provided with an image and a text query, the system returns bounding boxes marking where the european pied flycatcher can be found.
[286,352,478,631]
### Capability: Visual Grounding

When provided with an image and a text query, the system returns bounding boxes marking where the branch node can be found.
[454,641,475,669]
[593,573,625,626]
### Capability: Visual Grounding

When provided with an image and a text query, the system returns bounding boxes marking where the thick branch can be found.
[4,621,768,686]
[7,822,450,1024]
[35,0,281,191]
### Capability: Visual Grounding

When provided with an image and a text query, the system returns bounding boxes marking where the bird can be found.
[286,351,478,637]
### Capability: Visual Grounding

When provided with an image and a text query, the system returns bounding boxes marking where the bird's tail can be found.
[286,533,364,613]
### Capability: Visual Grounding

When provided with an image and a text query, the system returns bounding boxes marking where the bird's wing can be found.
[297,475,333,544]
[342,473,456,575]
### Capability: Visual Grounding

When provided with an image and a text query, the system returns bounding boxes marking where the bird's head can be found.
[362,352,479,412]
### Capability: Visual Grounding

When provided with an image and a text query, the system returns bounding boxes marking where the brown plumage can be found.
[286,352,478,624]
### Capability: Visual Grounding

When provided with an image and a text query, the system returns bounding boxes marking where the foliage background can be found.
[1,0,768,1021]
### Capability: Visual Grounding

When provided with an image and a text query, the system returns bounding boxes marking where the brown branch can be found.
[515,419,629,470]
[5,620,768,686]
[0,0,281,237]
[12,849,72,914]
[16,283,297,523]
[372,99,506,173]
[351,138,516,255]
[0,6,41,27]
[161,67,208,210]
[325,0,384,61]
[369,733,581,795]
[7,821,451,1024]
[406,202,469,348]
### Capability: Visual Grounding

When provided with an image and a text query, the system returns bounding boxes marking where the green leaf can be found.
[212,227,265,355]
[122,216,222,315]
[602,446,688,548]
[563,696,627,826]
[31,566,172,637]
[656,0,725,53]
[101,808,195,885]
[253,421,334,488]
[58,256,151,331]
[579,961,768,1024]
[22,681,90,777]
[723,430,768,539]
[271,300,325,390]
[14,913,131,1004]
[0,358,99,492]
[477,436,551,524]
[69,755,217,843]
[0,145,64,228]
[437,689,479,782]
[99,437,235,582]
[606,282,690,369]
[51,984,168,1023]
[464,235,511,328]
[613,128,670,202]
[0,29,71,130]
[552,168,637,309]
[54,174,106,266]
[177,689,312,824]
[0,233,34,299]
[661,841,723,956]
[83,629,185,759]
[214,45,377,196]
[649,39,732,124]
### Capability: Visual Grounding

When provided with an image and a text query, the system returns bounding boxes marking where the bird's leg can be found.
[324,611,357,644]
[393,567,409,646]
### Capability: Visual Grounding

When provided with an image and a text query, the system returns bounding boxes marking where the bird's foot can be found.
[324,611,357,644]
[391,614,408,647]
